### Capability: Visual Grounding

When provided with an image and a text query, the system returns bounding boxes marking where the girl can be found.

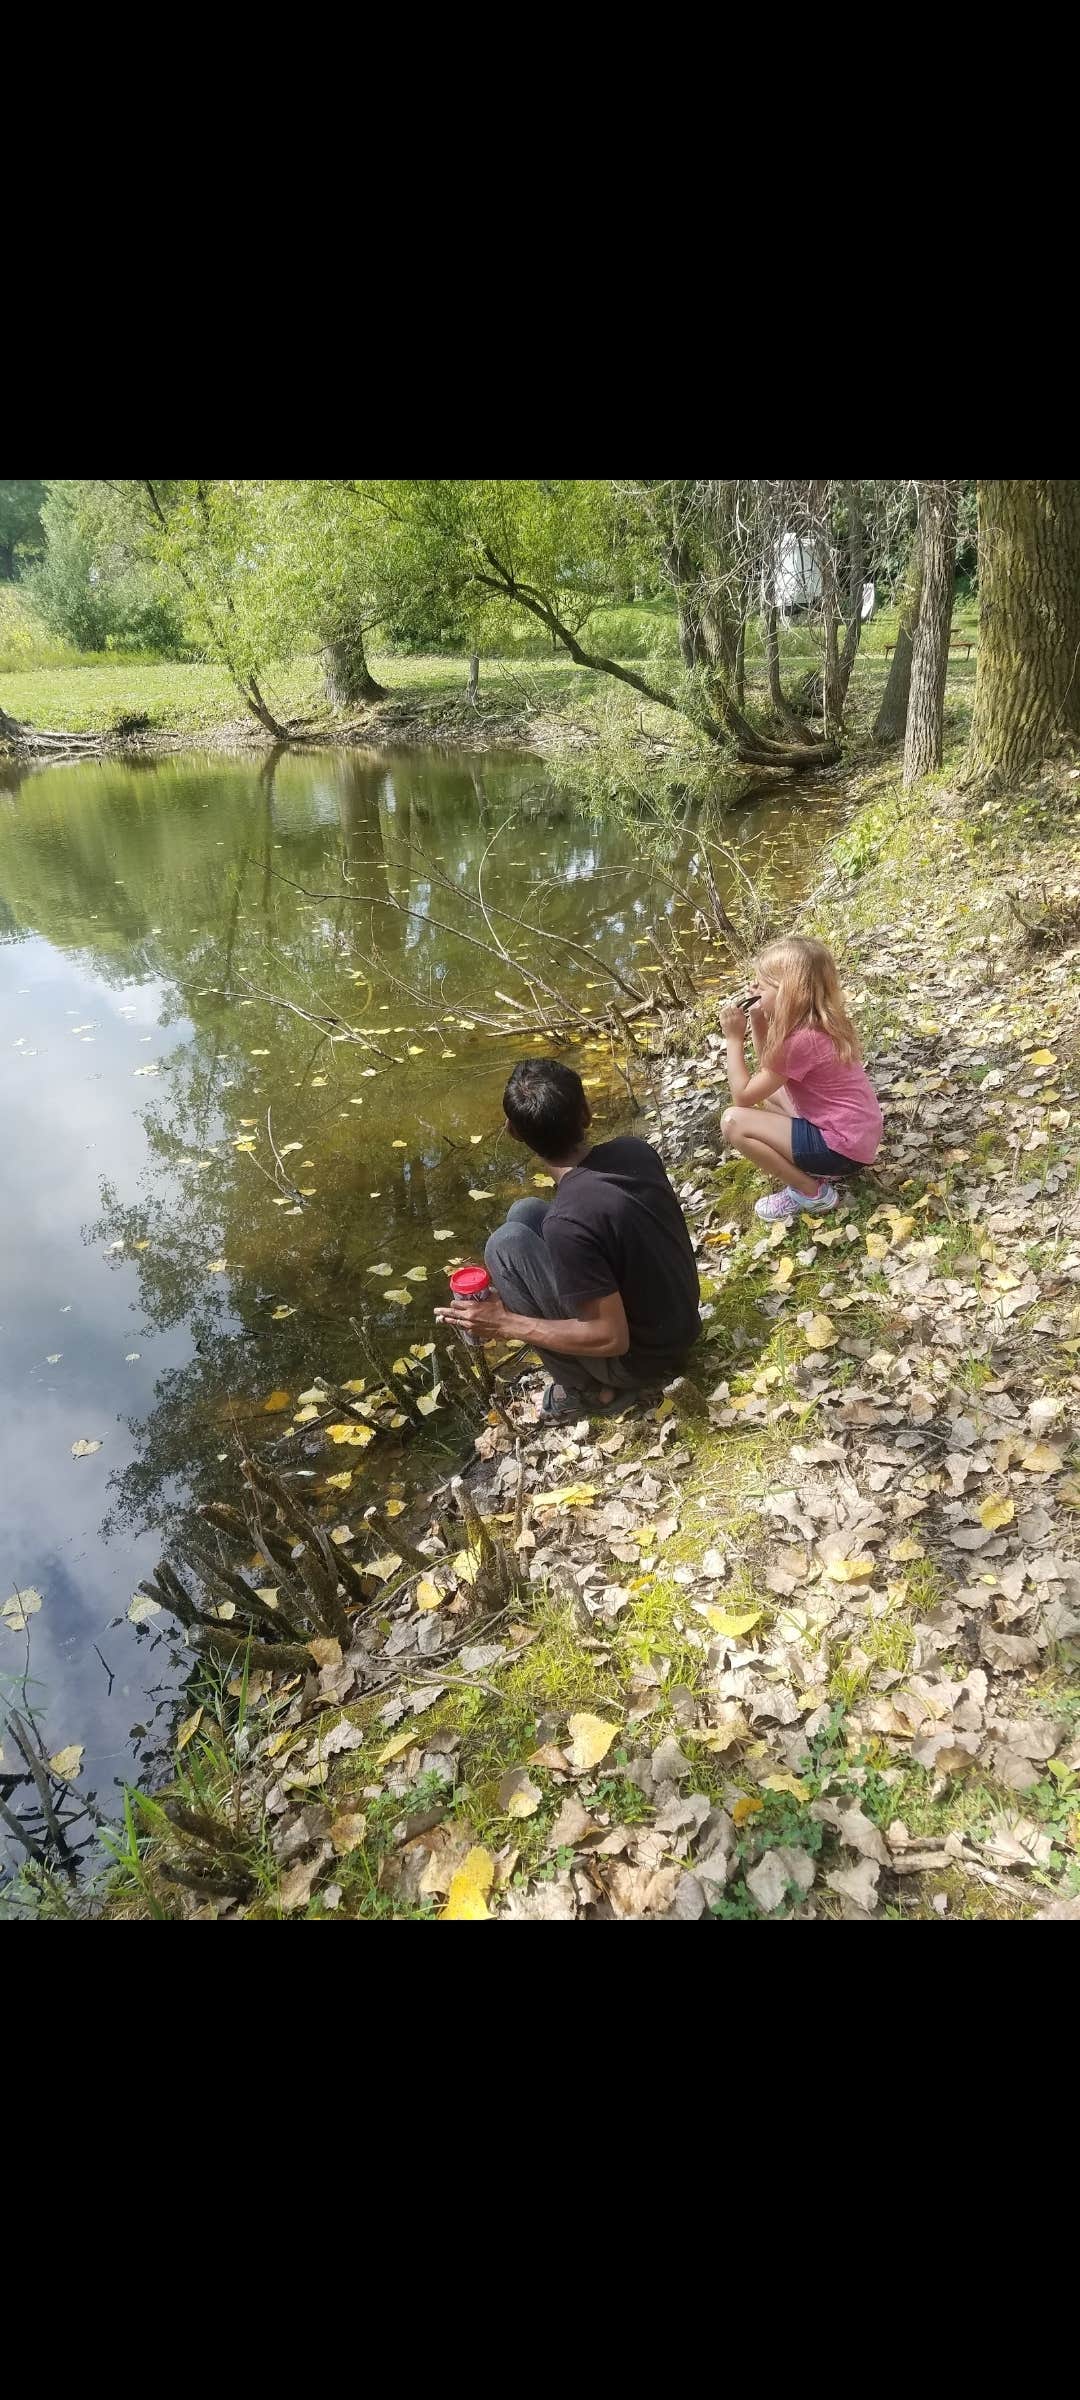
[720,935,882,1221]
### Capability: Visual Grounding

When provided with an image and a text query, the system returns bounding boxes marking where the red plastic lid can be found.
[449,1264,491,1297]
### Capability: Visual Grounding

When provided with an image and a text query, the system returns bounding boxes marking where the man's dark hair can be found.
[503,1058,590,1161]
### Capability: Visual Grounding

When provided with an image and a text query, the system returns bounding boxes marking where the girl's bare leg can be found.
[721,1103,819,1198]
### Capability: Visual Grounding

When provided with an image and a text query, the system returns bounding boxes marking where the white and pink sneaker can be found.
[754,1182,838,1222]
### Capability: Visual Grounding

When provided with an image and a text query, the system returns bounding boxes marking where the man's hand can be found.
[721,1004,748,1038]
[435,1294,516,1341]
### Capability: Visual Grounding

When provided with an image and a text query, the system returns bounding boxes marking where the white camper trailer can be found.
[773,532,823,619]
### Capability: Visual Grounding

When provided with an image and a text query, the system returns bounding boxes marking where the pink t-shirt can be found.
[777,1026,883,1164]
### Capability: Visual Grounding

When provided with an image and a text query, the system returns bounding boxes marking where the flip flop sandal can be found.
[541,1381,636,1422]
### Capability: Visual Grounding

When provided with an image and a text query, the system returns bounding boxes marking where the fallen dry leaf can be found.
[497,1767,543,1819]
[703,1606,762,1637]
[565,1712,619,1771]
[441,1846,495,1919]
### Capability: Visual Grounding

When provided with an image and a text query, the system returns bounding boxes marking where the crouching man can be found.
[436,1058,701,1421]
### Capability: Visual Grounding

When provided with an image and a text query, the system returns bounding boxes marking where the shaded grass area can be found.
[1,596,981,742]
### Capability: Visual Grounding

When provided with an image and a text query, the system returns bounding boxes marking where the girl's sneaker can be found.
[754,1181,838,1221]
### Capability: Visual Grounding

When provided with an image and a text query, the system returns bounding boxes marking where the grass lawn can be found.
[0,600,981,742]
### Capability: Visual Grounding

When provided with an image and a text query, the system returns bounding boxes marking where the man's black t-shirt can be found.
[542,1136,700,1380]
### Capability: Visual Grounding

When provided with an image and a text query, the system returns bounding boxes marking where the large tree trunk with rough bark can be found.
[903,482,958,789]
[962,481,1080,790]
[324,625,387,708]
[874,521,924,743]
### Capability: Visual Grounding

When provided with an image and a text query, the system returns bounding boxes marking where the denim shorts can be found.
[791,1117,857,1177]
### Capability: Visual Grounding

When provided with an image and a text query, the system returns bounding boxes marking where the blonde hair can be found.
[756,936,861,1068]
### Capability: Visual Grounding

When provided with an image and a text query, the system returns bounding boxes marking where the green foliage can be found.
[0,479,46,579]
[25,482,188,657]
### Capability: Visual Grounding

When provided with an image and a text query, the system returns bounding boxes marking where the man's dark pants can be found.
[484,1198,645,1400]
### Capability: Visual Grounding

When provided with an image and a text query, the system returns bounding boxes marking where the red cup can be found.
[449,1265,491,1300]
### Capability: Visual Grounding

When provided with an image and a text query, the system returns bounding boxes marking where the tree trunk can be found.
[836,483,866,702]
[874,521,924,743]
[903,481,958,789]
[465,652,480,704]
[324,626,387,708]
[962,480,1080,790]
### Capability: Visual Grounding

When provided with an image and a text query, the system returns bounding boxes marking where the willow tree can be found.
[962,482,1080,789]
[902,481,958,787]
[375,478,839,770]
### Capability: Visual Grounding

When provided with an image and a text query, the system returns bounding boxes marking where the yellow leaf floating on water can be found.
[49,1745,84,1781]
[566,1713,619,1771]
[384,1288,412,1304]
[403,1265,428,1282]
[311,1074,328,1087]
[532,1482,599,1511]
[533,1173,555,1188]
[366,1552,403,1580]
[385,1498,406,1518]
[128,1593,161,1623]
[979,1494,1015,1530]
[407,1045,425,1057]
[804,1313,838,1348]
[433,1228,456,1240]
[324,1470,352,1491]
[368,1262,393,1276]
[392,1139,407,1149]
[255,1588,279,1608]
[468,1189,494,1201]
[263,1389,291,1413]
[416,1392,441,1416]
[207,1259,227,1275]
[452,1545,484,1586]
[825,1555,875,1582]
[341,1379,366,1395]
[271,1305,295,1321]
[327,1421,375,1447]
[441,1846,495,1919]
[704,1606,763,1637]
[297,1385,326,1405]
[761,1771,810,1802]
[70,1438,101,1458]
[293,1404,320,1424]
[416,1576,444,1610]
[391,1356,410,1377]
[3,1587,43,1631]
[411,1342,436,1360]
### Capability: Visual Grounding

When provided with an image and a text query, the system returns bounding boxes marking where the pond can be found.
[0,743,848,1823]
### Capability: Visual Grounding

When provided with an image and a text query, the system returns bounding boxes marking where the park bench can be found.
[883,633,976,661]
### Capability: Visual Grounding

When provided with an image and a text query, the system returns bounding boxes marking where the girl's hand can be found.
[721,1005,748,1038]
